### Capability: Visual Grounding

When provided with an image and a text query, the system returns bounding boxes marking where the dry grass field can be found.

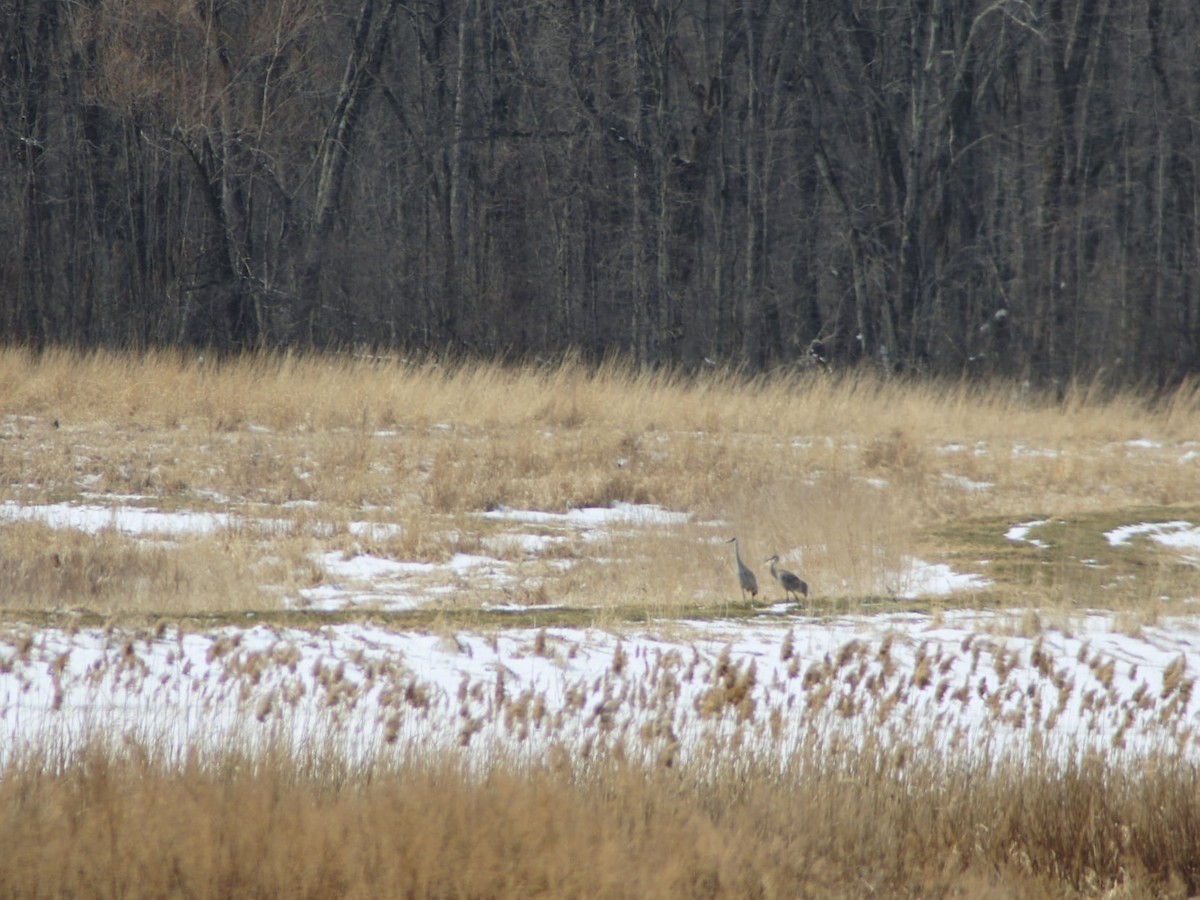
[2,348,1200,896]
[3,746,1198,898]
[2,347,1198,618]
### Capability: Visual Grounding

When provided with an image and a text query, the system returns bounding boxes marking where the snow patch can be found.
[898,559,990,597]
[1105,521,1195,547]
[1006,519,1051,549]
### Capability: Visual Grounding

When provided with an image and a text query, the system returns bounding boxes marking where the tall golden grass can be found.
[4,350,1200,895]
[2,347,1199,615]
[1,741,1196,897]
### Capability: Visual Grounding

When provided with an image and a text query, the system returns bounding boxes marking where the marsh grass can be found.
[0,740,1196,897]
[925,508,1200,618]
[2,348,1199,618]
[4,350,1200,895]
[0,521,277,615]
[2,580,1199,895]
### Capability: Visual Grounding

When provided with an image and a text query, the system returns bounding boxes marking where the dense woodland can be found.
[3,0,1200,384]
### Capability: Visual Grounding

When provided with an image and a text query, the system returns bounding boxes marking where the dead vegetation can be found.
[3,350,1200,894]
[2,348,1198,617]
[0,742,1197,898]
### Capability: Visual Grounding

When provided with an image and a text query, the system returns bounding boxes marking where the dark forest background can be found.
[3,0,1200,384]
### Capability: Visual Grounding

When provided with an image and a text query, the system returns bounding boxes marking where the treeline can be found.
[3,0,1199,384]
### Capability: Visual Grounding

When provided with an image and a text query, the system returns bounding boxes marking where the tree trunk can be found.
[299,0,401,344]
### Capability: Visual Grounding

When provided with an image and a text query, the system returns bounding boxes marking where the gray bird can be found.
[726,537,758,601]
[765,554,809,602]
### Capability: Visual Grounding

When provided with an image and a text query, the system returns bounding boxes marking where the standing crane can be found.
[725,537,758,601]
[765,554,809,602]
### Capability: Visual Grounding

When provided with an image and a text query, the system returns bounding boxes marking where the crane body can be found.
[766,554,808,602]
[725,537,758,601]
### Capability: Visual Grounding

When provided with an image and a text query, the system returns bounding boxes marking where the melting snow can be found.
[0,500,236,536]
[1,612,1196,771]
[1006,519,1051,549]
[481,502,691,528]
[1105,521,1197,547]
[942,473,993,492]
[898,559,990,597]
[3,495,1198,770]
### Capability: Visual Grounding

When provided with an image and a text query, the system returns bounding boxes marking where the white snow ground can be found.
[2,500,1199,770]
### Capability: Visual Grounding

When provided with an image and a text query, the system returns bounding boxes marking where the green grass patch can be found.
[926,505,1200,609]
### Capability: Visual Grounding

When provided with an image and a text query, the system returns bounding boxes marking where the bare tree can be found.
[3,0,1200,385]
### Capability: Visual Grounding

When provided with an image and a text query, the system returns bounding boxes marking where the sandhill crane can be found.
[725,537,758,601]
[765,554,808,602]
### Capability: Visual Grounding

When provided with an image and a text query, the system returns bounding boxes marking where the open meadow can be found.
[2,349,1200,896]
